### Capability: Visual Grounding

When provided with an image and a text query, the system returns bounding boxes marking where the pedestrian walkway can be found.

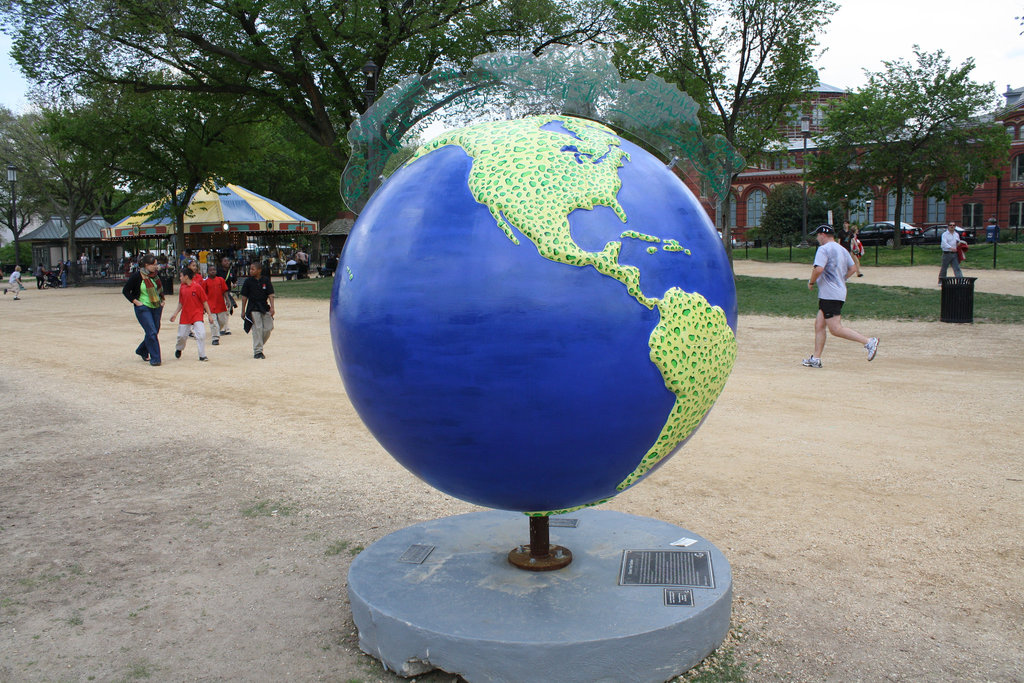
[732,260,1024,297]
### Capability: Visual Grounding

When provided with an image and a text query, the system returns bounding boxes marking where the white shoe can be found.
[865,338,879,361]
[802,356,822,368]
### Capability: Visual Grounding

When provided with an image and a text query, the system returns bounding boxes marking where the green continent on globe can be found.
[406,115,736,515]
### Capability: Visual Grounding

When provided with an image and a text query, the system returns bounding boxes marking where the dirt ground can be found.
[1,266,1022,683]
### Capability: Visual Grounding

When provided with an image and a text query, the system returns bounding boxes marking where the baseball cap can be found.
[812,224,834,234]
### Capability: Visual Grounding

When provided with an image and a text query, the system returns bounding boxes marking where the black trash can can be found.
[940,277,976,323]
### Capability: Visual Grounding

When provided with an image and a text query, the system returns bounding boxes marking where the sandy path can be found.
[733,259,1024,296]
[0,281,1022,682]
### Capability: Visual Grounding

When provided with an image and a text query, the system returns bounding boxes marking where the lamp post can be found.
[7,164,19,269]
[865,198,873,223]
[800,115,810,242]
[361,59,381,195]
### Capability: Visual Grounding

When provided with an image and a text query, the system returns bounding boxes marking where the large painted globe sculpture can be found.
[331,115,737,515]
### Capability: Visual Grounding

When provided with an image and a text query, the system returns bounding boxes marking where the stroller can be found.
[44,270,61,289]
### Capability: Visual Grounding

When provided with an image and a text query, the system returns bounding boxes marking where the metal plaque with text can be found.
[664,588,694,606]
[618,550,714,588]
[397,544,435,564]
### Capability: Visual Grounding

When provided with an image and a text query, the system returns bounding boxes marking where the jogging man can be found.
[803,225,879,368]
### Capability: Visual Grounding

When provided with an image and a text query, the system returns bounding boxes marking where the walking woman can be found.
[122,253,165,366]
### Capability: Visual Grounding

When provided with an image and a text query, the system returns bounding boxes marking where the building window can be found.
[1010,202,1024,229]
[886,190,913,223]
[926,184,947,223]
[962,203,984,228]
[726,192,738,228]
[849,190,873,224]
[746,189,767,227]
[1012,154,1024,182]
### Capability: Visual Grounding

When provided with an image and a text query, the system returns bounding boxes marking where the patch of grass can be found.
[128,605,150,619]
[735,275,1024,324]
[241,499,296,518]
[122,658,154,680]
[66,611,84,627]
[732,239,1024,270]
[677,647,746,682]
[325,540,364,557]
[272,276,335,299]
[325,540,350,556]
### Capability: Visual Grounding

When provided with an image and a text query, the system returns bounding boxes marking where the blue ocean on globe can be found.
[331,116,737,513]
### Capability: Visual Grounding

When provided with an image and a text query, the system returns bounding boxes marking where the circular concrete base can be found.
[348,508,731,683]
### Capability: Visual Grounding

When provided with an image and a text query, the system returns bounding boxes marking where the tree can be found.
[760,183,839,244]
[1,0,612,169]
[809,48,1010,247]
[0,107,48,268]
[64,84,264,251]
[6,109,117,283]
[611,0,837,256]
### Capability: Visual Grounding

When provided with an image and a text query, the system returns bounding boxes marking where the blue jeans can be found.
[134,305,163,363]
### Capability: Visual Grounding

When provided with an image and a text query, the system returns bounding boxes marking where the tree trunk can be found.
[67,232,80,285]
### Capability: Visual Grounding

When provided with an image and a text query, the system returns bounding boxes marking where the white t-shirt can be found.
[8,270,21,286]
[813,241,853,301]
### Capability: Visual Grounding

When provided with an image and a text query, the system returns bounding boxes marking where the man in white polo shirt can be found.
[802,225,878,368]
[939,221,966,283]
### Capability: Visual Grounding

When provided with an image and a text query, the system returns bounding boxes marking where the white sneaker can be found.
[802,356,822,368]
[865,338,879,361]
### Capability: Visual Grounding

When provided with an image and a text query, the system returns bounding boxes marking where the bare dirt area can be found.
[1,272,1022,683]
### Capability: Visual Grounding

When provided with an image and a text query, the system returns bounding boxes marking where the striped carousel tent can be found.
[102,183,318,240]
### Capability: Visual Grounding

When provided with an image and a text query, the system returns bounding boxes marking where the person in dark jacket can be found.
[122,253,165,366]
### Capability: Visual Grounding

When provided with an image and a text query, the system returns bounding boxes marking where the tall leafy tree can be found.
[610,0,837,255]
[1,0,611,169]
[68,84,262,250]
[0,107,47,268]
[809,48,1010,247]
[10,108,117,282]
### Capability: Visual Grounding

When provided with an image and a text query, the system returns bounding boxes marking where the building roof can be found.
[22,216,111,241]
[320,217,355,236]
[812,81,847,94]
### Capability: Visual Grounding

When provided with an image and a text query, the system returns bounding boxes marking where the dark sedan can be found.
[857,221,921,246]
[916,224,977,245]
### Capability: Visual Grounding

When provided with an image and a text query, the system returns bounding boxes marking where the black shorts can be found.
[818,299,844,319]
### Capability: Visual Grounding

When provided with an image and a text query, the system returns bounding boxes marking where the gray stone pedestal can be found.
[348,508,731,683]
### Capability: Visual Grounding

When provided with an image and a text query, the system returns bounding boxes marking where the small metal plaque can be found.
[664,588,694,606]
[618,550,715,588]
[548,517,579,528]
[397,544,435,564]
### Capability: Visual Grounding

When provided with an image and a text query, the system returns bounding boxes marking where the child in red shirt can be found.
[203,269,230,345]
[170,268,214,361]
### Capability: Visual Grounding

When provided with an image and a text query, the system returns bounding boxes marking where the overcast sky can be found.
[1,2,1022,112]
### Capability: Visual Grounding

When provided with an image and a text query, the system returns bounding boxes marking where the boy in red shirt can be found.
[203,268,230,346]
[170,268,214,361]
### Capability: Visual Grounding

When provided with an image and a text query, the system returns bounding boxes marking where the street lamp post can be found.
[7,164,19,269]
[361,60,381,195]
[800,115,811,242]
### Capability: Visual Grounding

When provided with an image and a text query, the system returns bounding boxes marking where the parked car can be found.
[916,224,977,245]
[857,221,921,246]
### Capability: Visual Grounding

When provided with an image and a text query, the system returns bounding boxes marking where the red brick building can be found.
[691,82,1024,239]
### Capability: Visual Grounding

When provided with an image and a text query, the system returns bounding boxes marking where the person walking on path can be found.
[239,262,275,359]
[939,222,967,283]
[170,269,214,361]
[122,254,165,366]
[803,225,878,368]
[849,226,864,277]
[202,267,230,346]
[4,265,25,300]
